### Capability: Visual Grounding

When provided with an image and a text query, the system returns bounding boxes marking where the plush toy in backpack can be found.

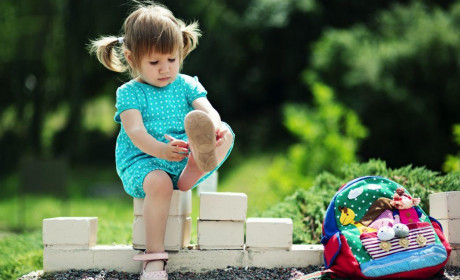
[320,176,451,280]
[390,187,421,224]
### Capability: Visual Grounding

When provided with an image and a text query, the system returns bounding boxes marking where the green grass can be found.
[218,154,282,216]
[0,154,278,279]
[0,230,42,279]
[0,196,135,279]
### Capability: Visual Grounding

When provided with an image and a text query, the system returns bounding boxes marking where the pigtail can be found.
[179,21,201,59]
[89,36,127,73]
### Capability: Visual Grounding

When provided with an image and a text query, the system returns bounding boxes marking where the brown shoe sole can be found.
[184,111,217,172]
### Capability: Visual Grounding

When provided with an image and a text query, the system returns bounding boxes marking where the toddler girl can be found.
[89,2,234,279]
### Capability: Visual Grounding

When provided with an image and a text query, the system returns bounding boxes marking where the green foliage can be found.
[268,82,368,196]
[308,1,460,169]
[262,159,460,244]
[443,124,460,172]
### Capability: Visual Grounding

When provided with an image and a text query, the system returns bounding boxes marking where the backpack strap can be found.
[295,269,347,280]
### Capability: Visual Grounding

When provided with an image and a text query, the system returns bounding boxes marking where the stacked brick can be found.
[132,190,192,251]
[246,218,293,250]
[42,217,140,272]
[197,192,247,249]
[429,191,460,266]
[42,191,324,272]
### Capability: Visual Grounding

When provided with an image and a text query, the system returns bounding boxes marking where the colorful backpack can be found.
[319,176,451,279]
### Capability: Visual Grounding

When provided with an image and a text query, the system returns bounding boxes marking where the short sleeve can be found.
[114,85,140,123]
[185,76,207,105]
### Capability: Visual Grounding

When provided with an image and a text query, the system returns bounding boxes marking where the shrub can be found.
[308,1,460,169]
[262,159,460,244]
[443,124,460,172]
[267,82,368,197]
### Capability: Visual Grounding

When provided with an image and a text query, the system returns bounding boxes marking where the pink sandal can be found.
[184,110,217,172]
[133,252,169,280]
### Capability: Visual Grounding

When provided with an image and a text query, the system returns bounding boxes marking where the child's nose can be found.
[159,62,169,73]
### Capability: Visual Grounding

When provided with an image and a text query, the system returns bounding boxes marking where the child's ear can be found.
[124,50,133,67]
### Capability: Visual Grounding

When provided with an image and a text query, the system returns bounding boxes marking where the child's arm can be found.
[120,109,189,161]
[192,97,228,146]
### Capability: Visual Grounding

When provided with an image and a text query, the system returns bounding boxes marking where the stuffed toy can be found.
[390,187,421,224]
[393,223,409,238]
[377,226,395,241]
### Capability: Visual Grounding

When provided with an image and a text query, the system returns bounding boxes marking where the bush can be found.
[262,159,460,244]
[443,124,460,172]
[308,1,460,170]
[267,82,368,197]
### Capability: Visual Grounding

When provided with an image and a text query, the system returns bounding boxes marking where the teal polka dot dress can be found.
[114,74,234,198]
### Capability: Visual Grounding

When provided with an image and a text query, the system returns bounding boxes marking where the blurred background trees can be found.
[2,1,460,277]
[1,0,459,192]
[2,0,459,178]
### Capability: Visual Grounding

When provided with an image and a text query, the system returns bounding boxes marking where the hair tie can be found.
[117,37,124,44]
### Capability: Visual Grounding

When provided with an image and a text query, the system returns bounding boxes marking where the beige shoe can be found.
[184,110,218,172]
[133,252,168,280]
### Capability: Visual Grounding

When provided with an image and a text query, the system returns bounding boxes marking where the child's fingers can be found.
[164,134,175,142]
[175,146,189,154]
[216,137,224,147]
[172,153,187,161]
[172,139,188,148]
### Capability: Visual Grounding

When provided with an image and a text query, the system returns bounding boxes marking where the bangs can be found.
[128,10,183,65]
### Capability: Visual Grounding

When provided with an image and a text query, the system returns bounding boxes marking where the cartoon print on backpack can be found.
[338,206,377,234]
[390,187,422,224]
[322,176,450,279]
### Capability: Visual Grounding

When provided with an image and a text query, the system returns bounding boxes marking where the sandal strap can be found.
[133,252,169,261]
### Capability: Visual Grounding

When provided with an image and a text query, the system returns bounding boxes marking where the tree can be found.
[308,1,460,170]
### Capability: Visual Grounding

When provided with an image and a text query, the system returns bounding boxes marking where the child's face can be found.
[136,50,180,87]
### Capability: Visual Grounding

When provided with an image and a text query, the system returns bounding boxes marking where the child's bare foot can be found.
[177,152,205,191]
[184,110,217,172]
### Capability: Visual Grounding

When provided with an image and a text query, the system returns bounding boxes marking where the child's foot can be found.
[133,252,168,280]
[184,110,217,172]
[142,260,167,279]
[177,151,206,191]
[145,260,165,272]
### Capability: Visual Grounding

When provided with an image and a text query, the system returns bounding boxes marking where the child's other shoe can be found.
[133,252,168,280]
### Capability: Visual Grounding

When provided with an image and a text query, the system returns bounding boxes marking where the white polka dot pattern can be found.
[114,74,210,198]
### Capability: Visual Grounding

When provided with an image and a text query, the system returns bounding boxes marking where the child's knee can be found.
[178,184,192,192]
[143,171,173,196]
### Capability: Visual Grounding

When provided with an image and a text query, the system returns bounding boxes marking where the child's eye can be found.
[168,58,176,62]
[150,61,158,65]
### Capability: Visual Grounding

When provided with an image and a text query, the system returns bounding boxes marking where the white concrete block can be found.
[44,245,325,273]
[168,249,246,272]
[429,191,460,219]
[197,172,218,195]
[246,218,293,249]
[132,216,191,251]
[43,217,97,248]
[43,247,94,272]
[197,219,244,250]
[134,190,192,216]
[247,245,323,268]
[449,243,460,266]
[92,245,141,273]
[438,219,460,243]
[199,192,247,221]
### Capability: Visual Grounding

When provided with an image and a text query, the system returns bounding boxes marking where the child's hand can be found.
[163,135,189,161]
[215,125,229,147]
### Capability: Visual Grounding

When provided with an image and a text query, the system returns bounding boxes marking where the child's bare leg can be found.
[177,128,234,191]
[142,170,173,272]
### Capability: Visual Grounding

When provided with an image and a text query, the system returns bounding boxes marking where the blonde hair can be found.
[89,2,201,77]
